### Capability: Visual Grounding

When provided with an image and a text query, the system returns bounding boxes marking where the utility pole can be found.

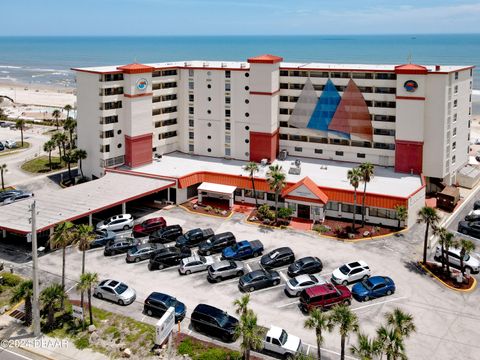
[29,201,41,337]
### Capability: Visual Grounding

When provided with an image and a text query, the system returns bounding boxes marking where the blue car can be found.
[89,230,116,249]
[352,276,395,302]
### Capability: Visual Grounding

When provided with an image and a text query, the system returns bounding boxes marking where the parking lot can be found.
[21,206,480,360]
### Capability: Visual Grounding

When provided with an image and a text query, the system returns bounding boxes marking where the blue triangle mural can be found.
[306,79,341,132]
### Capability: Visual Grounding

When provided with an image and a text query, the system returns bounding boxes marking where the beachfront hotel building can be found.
[72,55,474,228]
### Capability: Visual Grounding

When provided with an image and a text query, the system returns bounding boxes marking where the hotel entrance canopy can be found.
[197,182,236,208]
[0,172,175,235]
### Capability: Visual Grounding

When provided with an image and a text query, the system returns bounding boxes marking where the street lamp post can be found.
[29,201,41,337]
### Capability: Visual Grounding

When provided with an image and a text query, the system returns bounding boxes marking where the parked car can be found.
[263,326,303,359]
[221,240,264,260]
[132,217,167,237]
[175,228,214,248]
[458,221,480,238]
[284,274,327,297]
[143,292,186,322]
[465,210,480,222]
[103,238,140,256]
[207,260,245,282]
[89,229,116,249]
[149,225,183,244]
[0,189,23,202]
[0,142,4,151]
[474,200,480,210]
[126,243,165,263]
[4,140,16,149]
[96,214,134,232]
[260,247,295,269]
[178,254,215,275]
[93,279,136,305]
[287,256,323,277]
[352,276,396,302]
[2,192,33,205]
[198,232,236,256]
[0,122,8,128]
[148,246,192,271]
[331,261,371,285]
[299,283,352,312]
[434,245,480,273]
[238,269,281,292]
[191,304,238,342]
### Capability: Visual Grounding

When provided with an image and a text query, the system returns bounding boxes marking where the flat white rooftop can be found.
[0,172,174,234]
[73,61,469,74]
[129,152,422,198]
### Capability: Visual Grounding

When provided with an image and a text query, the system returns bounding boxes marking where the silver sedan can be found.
[93,279,136,305]
[284,274,327,297]
[178,255,215,275]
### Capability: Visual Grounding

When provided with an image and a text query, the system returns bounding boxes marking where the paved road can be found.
[0,347,47,360]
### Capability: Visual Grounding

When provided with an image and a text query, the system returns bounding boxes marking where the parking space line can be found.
[306,344,311,355]
[212,278,239,285]
[65,283,77,293]
[351,296,407,311]
[250,283,284,294]
[303,343,356,359]
[279,271,289,282]
[246,263,252,272]
[277,300,298,308]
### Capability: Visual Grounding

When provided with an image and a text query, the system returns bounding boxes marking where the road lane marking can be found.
[277,300,298,308]
[351,296,407,311]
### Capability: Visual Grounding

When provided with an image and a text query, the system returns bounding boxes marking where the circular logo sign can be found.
[136,78,148,91]
[404,80,418,93]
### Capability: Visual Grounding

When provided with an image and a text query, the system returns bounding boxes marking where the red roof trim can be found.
[248,54,283,64]
[250,90,280,96]
[396,96,426,101]
[282,177,329,204]
[395,64,428,75]
[124,92,153,98]
[280,66,395,73]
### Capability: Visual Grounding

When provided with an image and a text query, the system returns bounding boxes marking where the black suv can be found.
[149,225,183,244]
[103,238,139,256]
[143,292,186,322]
[260,247,295,269]
[287,256,323,277]
[198,232,236,255]
[148,246,192,270]
[458,221,480,238]
[191,304,238,342]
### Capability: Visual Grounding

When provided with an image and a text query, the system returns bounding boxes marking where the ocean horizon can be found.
[0,34,478,89]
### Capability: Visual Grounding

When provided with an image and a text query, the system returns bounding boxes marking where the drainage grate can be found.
[9,309,25,321]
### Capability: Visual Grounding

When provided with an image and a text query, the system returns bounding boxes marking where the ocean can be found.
[0,34,479,90]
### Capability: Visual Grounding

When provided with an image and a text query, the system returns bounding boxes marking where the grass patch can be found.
[0,141,30,157]
[21,156,71,173]
[0,272,25,308]
[74,336,90,349]
[177,337,242,360]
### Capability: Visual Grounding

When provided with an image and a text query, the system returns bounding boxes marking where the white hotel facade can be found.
[72,55,474,228]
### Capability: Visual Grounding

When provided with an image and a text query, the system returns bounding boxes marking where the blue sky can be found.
[2,0,480,36]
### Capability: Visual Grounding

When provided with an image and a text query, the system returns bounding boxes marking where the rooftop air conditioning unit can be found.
[240,63,246,68]
[221,62,227,67]
[278,149,288,161]
[289,166,301,175]
[295,159,302,167]
[203,62,209,67]
[261,158,268,167]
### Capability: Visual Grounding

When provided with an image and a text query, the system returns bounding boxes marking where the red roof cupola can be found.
[247,54,283,64]
[117,63,155,74]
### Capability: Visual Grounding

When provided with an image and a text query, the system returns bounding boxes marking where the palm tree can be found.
[43,140,56,171]
[417,207,440,264]
[63,104,73,121]
[385,308,416,340]
[77,272,98,326]
[40,283,66,329]
[376,325,405,360]
[62,151,76,184]
[233,294,251,319]
[266,164,286,223]
[359,163,374,227]
[234,309,263,360]
[454,238,476,277]
[330,304,359,360]
[15,118,25,147]
[433,227,448,271]
[52,109,62,130]
[63,117,77,146]
[74,224,95,310]
[435,227,455,274]
[74,149,87,178]
[49,221,74,309]
[51,132,63,163]
[350,333,382,360]
[243,162,260,208]
[10,280,33,326]
[0,163,7,190]
[394,205,408,230]
[347,167,362,230]
[304,308,333,360]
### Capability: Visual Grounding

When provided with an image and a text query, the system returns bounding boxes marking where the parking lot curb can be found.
[418,262,478,293]
[310,227,409,242]
[178,204,234,219]
[18,345,57,360]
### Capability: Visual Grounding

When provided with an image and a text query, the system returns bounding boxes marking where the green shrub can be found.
[198,348,241,360]
[277,207,293,219]
[0,272,22,287]
[74,335,90,349]
[205,205,213,212]
[313,224,330,234]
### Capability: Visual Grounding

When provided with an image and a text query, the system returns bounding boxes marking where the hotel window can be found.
[101,101,122,110]
[294,147,302,152]
[280,121,288,128]
[309,71,329,78]
[189,107,194,115]
[280,108,289,115]
[375,73,396,80]
[162,119,177,126]
[101,130,114,139]
[452,141,456,150]
[189,94,194,102]
[453,113,457,122]
[207,84,211,89]
[357,153,366,158]
[225,96,231,104]
[189,69,194,77]
[453,100,458,108]
[374,128,396,136]
[100,115,118,125]
[373,115,396,122]
[351,140,371,148]
[373,143,395,150]
[155,121,161,128]
[102,87,124,96]
[225,71,231,78]
[100,144,110,153]
[280,83,288,89]
[279,133,288,140]
[374,101,396,108]
[225,148,231,156]
[225,135,231,143]
[159,131,177,140]
[468,120,471,128]
[314,149,323,154]
[280,96,288,102]
[225,122,231,130]
[102,73,123,82]
[453,127,457,136]
[290,135,307,142]
[369,208,395,219]
[455,72,459,80]
[452,155,456,164]
[189,119,194,127]
[326,201,339,211]
[342,204,362,214]
[454,85,458,94]
[335,151,344,156]
[288,203,296,212]
[352,72,373,79]
[188,81,194,90]
[189,144,194,152]
[225,83,231,91]
[225,109,231,117]
[280,70,288,76]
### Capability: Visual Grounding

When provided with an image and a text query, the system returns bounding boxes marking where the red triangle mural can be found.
[328,79,373,141]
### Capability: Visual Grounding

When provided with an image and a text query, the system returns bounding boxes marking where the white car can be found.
[96,214,134,232]
[284,274,327,297]
[93,279,136,305]
[5,140,16,149]
[331,261,371,285]
[434,245,480,274]
[178,254,215,275]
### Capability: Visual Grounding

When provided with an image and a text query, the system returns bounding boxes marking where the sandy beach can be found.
[0,81,76,121]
